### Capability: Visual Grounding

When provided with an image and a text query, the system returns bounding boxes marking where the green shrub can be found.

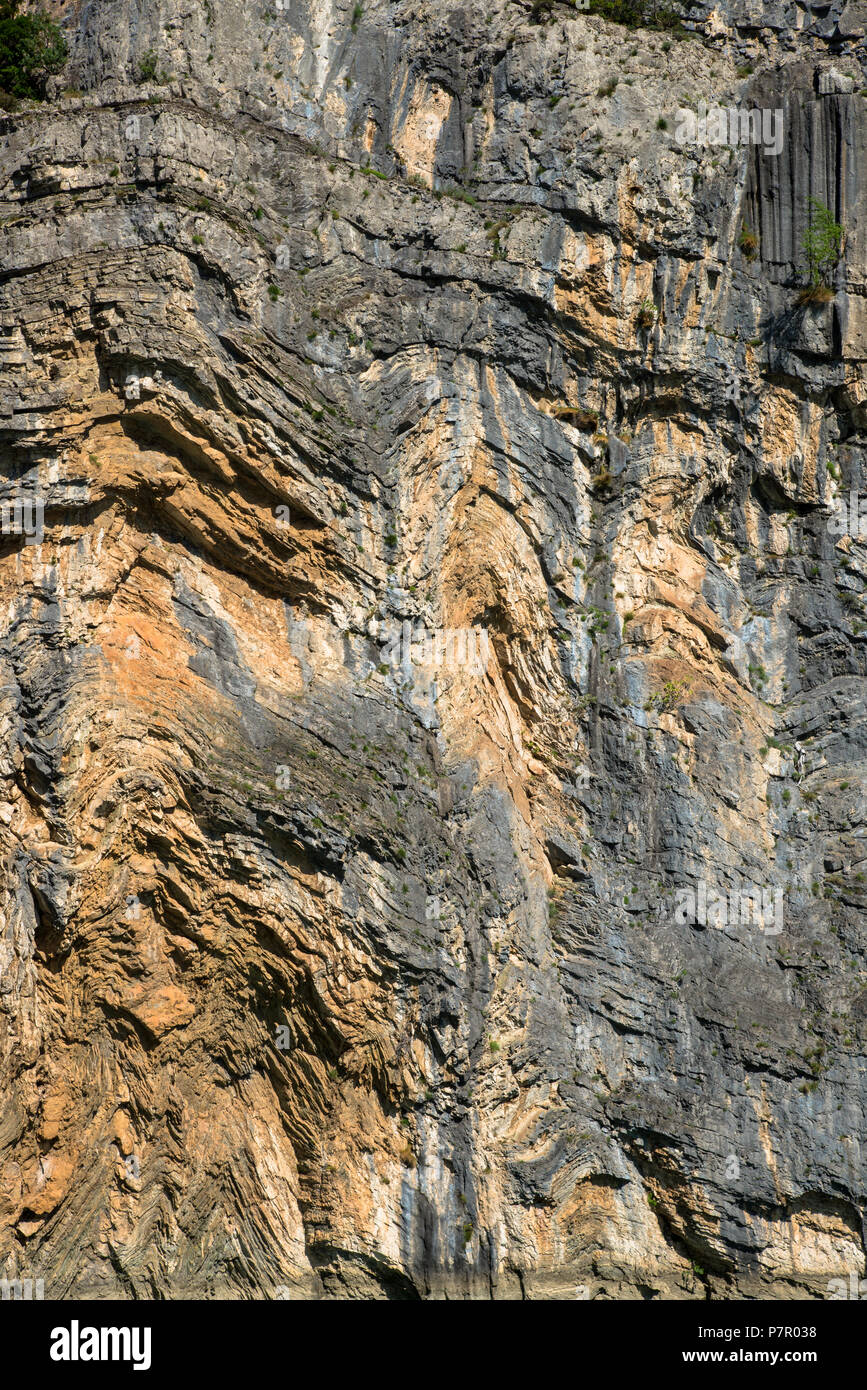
[0,0,67,99]
[646,679,691,712]
[137,49,158,83]
[739,221,758,259]
[441,183,478,205]
[799,197,843,295]
[586,0,684,30]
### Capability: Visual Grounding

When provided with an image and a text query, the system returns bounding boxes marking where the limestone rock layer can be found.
[0,0,865,1298]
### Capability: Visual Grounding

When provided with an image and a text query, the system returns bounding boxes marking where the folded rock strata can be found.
[0,0,864,1298]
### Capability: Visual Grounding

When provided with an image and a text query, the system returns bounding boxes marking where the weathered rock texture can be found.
[0,0,865,1299]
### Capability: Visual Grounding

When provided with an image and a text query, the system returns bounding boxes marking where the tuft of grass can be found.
[441,183,478,206]
[590,468,613,494]
[552,404,598,429]
[796,283,834,305]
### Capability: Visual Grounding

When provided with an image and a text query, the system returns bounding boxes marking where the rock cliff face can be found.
[0,0,865,1299]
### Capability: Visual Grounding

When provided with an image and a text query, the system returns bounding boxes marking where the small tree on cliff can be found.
[0,0,67,101]
[799,196,844,300]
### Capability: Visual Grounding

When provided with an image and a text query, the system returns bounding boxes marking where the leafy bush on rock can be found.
[0,0,67,101]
